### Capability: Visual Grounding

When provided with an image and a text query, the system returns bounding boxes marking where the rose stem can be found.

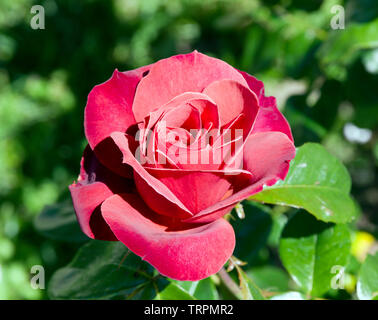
[217,267,242,299]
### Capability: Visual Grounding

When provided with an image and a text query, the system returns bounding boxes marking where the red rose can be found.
[69,51,295,281]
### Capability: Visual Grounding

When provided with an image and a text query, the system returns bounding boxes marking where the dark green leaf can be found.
[247,266,290,293]
[279,212,351,297]
[267,212,288,247]
[250,143,358,224]
[34,201,88,242]
[48,240,167,299]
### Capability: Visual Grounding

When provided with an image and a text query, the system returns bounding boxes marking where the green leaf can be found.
[279,212,351,297]
[250,143,358,224]
[48,240,167,299]
[270,291,306,300]
[268,213,288,247]
[34,201,88,242]
[247,266,290,293]
[357,253,378,300]
[155,283,196,300]
[174,278,219,300]
[231,202,272,263]
[236,266,265,300]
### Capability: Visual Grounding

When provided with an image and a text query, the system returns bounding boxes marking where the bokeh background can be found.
[0,0,377,299]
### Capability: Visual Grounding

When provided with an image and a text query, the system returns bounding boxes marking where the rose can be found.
[69,51,295,281]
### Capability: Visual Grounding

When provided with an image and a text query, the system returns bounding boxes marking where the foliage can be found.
[251,143,358,223]
[0,0,377,300]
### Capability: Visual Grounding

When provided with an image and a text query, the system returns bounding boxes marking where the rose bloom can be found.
[69,51,295,281]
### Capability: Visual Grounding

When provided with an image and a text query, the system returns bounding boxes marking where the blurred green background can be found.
[0,0,377,299]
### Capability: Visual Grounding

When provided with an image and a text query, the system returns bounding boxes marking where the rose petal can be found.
[146,167,232,214]
[85,67,149,149]
[155,127,222,171]
[185,131,296,223]
[132,51,248,122]
[110,132,193,219]
[186,98,220,130]
[238,70,265,101]
[139,92,219,168]
[238,70,294,141]
[242,132,295,181]
[251,101,294,142]
[203,79,259,131]
[101,193,235,281]
[162,103,201,131]
[69,146,133,240]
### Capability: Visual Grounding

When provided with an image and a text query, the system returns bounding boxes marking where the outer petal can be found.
[239,70,294,141]
[69,145,133,240]
[251,101,294,142]
[238,70,265,101]
[85,67,150,149]
[242,131,295,181]
[101,193,235,281]
[157,141,226,171]
[132,51,248,122]
[185,131,296,223]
